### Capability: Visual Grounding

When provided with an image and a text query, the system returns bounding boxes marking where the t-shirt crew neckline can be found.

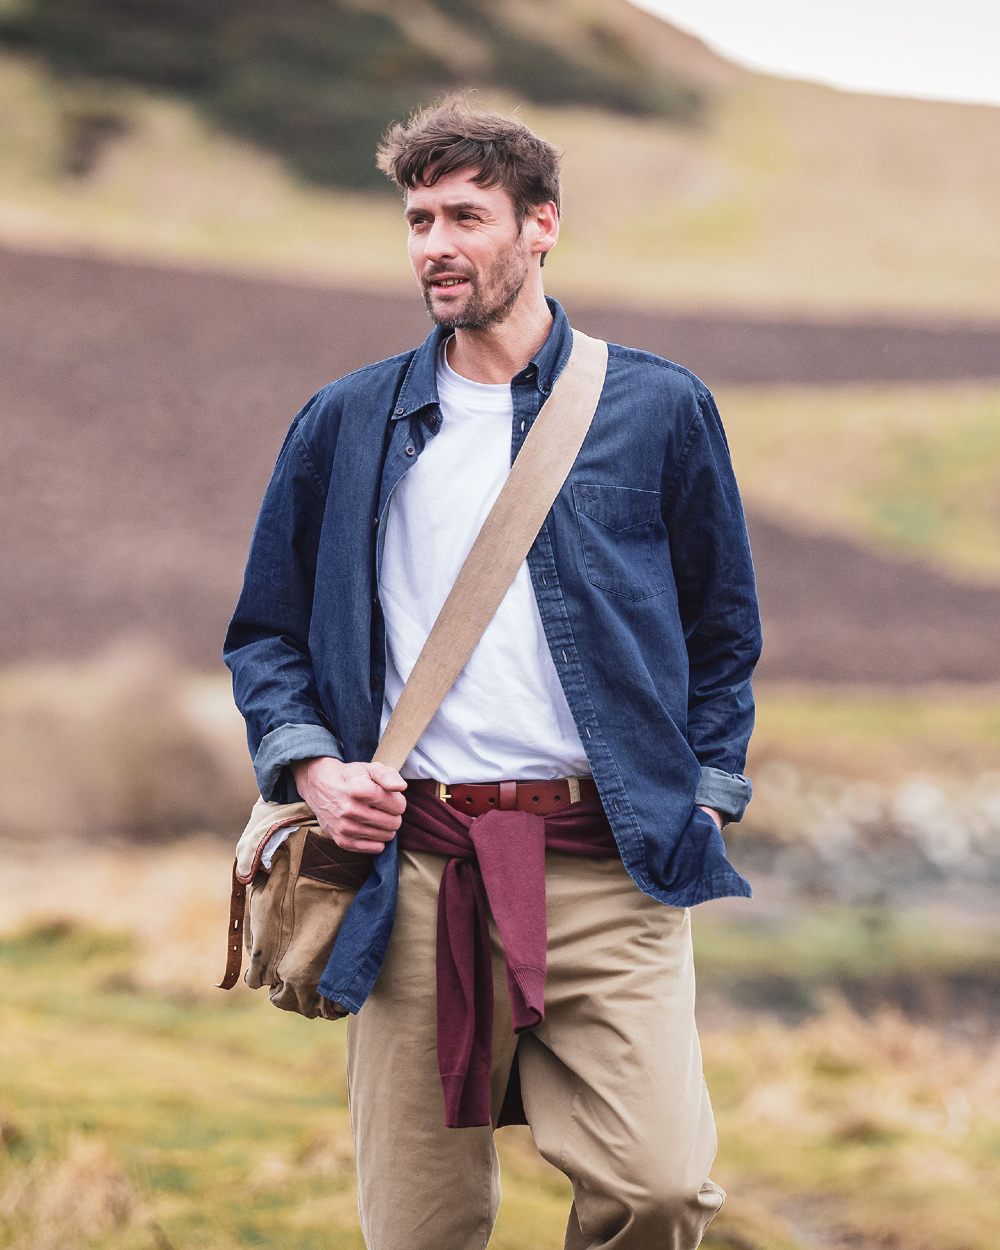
[436,336,512,411]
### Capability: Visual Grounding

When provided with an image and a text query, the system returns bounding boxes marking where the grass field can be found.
[2,904,998,1250]
[718,382,1000,584]
[749,681,1000,778]
[2,661,997,1248]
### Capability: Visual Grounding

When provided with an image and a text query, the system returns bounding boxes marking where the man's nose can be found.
[424,217,458,261]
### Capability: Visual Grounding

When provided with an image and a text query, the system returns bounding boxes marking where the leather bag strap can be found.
[372,328,608,771]
[218,862,249,989]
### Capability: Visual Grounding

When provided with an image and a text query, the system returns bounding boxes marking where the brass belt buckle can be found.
[436,780,451,804]
[567,776,581,804]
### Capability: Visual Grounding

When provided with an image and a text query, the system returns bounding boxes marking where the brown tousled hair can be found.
[376,95,562,232]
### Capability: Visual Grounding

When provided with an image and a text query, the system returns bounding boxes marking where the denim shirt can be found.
[223,297,763,1013]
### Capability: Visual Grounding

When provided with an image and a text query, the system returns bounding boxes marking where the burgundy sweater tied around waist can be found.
[397,786,620,1129]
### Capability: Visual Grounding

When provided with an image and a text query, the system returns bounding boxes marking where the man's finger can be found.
[340,814,398,839]
[369,763,408,791]
[345,809,401,835]
[334,817,396,850]
[366,789,407,815]
[319,818,393,853]
[335,836,390,855]
[343,776,391,805]
[337,789,403,821]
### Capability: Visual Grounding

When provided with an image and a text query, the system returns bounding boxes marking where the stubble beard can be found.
[422,238,529,331]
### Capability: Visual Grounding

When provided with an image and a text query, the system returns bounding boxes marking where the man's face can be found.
[404,168,531,330]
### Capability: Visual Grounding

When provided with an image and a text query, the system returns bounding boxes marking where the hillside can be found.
[0,0,726,189]
[1,1,999,316]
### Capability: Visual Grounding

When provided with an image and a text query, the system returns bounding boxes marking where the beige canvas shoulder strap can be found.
[372,328,608,772]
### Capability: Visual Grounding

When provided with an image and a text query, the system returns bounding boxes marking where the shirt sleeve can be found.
[662,385,763,823]
[222,393,345,801]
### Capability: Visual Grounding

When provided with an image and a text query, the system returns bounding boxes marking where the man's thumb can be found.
[370,761,406,790]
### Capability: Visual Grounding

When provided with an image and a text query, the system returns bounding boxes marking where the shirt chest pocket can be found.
[572,483,668,602]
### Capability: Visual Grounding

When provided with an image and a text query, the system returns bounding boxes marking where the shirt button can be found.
[373,516,379,528]
[404,444,415,456]
[395,407,405,415]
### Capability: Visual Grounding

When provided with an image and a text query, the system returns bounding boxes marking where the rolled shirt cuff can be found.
[695,766,753,825]
[253,722,346,802]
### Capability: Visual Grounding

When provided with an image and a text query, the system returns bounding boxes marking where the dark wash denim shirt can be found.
[223,297,763,1013]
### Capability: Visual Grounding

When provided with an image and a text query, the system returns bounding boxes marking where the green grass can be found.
[693,903,1000,1017]
[2,914,999,1248]
[718,382,1000,584]
[0,924,366,1249]
[748,680,1000,778]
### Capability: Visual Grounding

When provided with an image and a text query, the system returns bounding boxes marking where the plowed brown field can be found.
[4,245,999,682]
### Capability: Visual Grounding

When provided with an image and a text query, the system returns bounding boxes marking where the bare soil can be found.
[4,244,999,682]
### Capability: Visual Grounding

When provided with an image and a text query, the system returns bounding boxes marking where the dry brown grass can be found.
[2,906,997,1249]
[708,1001,1000,1249]
[0,638,255,842]
[0,1133,139,1250]
[0,834,235,994]
[1,758,998,1250]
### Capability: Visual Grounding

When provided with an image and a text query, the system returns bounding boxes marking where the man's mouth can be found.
[428,275,470,292]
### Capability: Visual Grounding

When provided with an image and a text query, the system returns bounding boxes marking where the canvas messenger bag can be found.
[217,329,609,1019]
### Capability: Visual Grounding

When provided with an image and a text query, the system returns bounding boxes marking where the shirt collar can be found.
[390,296,573,420]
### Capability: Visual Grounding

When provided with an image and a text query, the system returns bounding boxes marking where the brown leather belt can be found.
[409,776,599,818]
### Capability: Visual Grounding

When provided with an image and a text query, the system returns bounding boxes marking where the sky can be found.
[632,0,1000,108]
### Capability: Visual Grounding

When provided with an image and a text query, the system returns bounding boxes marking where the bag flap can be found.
[235,794,315,883]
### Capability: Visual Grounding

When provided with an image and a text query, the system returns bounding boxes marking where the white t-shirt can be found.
[378,337,591,783]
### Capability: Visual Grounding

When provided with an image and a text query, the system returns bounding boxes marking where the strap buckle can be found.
[436,781,451,804]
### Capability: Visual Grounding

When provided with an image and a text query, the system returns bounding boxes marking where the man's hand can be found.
[291,757,407,854]
[697,805,723,831]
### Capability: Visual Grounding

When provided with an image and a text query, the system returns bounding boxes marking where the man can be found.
[224,96,762,1250]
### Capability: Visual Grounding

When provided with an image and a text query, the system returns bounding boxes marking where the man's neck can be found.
[446,291,554,385]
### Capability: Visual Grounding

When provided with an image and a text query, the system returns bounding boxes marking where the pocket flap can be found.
[572,483,660,530]
[235,794,315,882]
[299,831,374,888]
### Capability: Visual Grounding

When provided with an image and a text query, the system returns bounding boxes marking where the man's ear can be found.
[526,200,559,260]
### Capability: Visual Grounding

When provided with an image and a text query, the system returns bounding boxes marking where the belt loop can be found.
[568,776,581,804]
[498,780,517,810]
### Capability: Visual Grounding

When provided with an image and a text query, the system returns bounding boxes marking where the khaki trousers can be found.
[346,848,725,1250]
